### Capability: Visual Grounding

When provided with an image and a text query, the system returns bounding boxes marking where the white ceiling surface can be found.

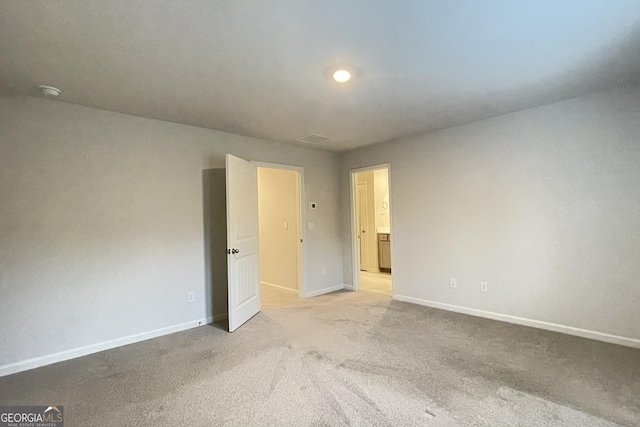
[1,1,640,152]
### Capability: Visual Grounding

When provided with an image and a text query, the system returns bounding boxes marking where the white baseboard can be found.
[393,295,640,349]
[305,284,345,298]
[260,281,297,294]
[343,284,354,291]
[0,317,212,377]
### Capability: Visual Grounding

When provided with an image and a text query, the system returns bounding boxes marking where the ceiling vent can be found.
[296,134,332,144]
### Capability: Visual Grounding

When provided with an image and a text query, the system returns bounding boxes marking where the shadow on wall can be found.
[202,168,228,322]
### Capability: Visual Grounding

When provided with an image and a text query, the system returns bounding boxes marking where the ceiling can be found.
[1,1,640,152]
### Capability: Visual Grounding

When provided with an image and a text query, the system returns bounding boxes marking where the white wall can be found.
[0,96,343,371]
[258,168,299,291]
[203,168,228,321]
[341,83,640,343]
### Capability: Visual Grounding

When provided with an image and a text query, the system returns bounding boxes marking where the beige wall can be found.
[341,83,640,342]
[373,169,390,230]
[357,171,378,271]
[0,96,343,371]
[258,168,299,291]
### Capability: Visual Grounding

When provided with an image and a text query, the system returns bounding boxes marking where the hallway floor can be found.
[260,283,306,308]
[360,270,392,296]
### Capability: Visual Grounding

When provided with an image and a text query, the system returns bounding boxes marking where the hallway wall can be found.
[258,168,299,291]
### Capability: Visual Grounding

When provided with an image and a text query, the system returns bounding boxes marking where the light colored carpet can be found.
[1,289,639,426]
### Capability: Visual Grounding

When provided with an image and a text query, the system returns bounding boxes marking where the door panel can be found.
[357,182,368,271]
[235,254,258,306]
[226,154,260,332]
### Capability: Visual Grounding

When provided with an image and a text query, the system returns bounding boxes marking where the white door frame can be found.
[350,163,395,297]
[252,161,307,298]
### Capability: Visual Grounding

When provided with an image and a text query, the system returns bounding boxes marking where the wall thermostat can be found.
[309,202,317,209]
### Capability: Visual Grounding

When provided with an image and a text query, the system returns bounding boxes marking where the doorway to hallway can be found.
[202,158,306,333]
[256,163,305,304]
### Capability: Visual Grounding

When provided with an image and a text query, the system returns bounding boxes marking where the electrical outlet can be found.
[480,281,488,293]
[321,267,327,276]
[284,222,288,230]
[187,291,195,303]
[307,222,315,230]
[450,278,457,288]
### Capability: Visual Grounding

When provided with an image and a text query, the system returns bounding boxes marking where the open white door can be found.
[226,154,260,332]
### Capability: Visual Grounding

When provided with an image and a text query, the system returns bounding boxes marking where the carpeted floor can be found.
[1,289,639,426]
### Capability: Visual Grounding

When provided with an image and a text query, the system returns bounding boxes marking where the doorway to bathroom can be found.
[350,165,393,297]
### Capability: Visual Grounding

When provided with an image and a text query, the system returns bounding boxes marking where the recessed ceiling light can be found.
[332,69,352,83]
[38,85,61,97]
